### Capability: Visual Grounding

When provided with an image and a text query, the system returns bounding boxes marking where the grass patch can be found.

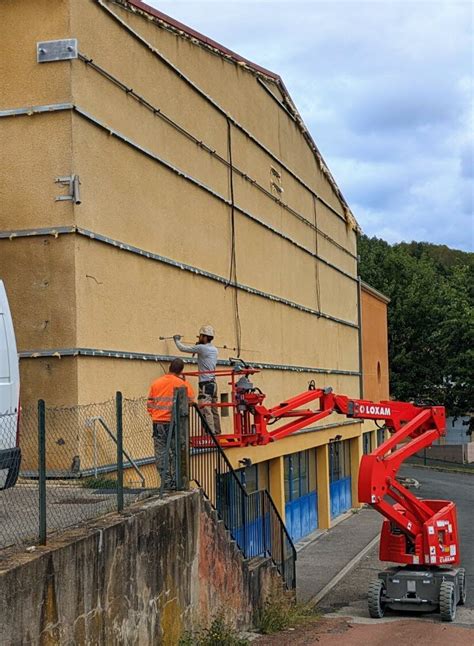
[255,585,318,635]
[80,477,118,490]
[179,610,249,646]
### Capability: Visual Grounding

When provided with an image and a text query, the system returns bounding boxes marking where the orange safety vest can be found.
[147,374,195,422]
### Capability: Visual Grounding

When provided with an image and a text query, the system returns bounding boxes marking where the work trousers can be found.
[198,381,222,435]
[152,422,175,489]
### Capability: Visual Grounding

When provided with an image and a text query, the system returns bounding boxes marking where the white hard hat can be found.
[199,324,215,337]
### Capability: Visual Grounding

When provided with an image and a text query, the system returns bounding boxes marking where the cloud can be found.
[461,143,474,179]
[147,1,473,251]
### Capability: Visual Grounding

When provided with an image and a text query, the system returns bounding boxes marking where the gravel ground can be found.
[255,616,473,645]
[0,481,157,549]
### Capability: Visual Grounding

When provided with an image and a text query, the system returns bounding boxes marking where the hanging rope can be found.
[313,195,322,313]
[225,118,242,356]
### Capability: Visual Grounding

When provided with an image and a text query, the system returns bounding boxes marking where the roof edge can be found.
[125,0,281,80]
[361,281,391,304]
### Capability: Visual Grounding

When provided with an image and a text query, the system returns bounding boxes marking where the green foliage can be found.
[179,611,249,646]
[358,235,474,415]
[255,586,317,635]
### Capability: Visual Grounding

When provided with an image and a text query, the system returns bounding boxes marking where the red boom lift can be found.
[185,363,467,621]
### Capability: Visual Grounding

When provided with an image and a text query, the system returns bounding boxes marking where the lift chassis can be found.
[372,564,466,621]
[185,364,467,620]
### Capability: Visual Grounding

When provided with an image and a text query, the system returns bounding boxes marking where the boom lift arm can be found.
[185,365,464,619]
[186,367,459,570]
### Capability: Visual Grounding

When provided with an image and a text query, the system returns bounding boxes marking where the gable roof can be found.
[127,0,281,80]
[119,0,359,230]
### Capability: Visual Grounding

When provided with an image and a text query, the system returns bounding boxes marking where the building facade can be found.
[360,281,391,456]
[1,0,388,537]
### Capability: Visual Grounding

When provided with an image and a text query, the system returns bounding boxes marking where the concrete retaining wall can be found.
[0,491,280,645]
[468,443,474,463]
[423,444,474,464]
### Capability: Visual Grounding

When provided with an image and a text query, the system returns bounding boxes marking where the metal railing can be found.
[85,414,146,487]
[188,404,296,589]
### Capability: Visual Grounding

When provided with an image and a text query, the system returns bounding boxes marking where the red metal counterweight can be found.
[184,367,460,569]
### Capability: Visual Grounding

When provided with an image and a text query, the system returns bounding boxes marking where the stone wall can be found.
[0,491,281,645]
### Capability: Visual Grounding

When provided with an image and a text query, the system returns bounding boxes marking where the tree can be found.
[358,235,474,416]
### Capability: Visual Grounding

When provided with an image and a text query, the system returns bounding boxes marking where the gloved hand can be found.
[173,334,182,341]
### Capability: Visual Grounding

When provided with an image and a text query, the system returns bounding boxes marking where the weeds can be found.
[255,585,317,635]
[80,477,118,489]
[179,610,249,646]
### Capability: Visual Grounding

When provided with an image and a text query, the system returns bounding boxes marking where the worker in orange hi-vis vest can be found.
[147,358,194,490]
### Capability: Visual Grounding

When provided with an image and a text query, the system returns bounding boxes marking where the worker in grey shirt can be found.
[173,325,222,435]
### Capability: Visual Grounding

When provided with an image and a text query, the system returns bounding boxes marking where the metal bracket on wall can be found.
[37,39,78,63]
[55,175,81,204]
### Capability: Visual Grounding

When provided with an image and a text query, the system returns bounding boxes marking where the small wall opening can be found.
[220,392,229,417]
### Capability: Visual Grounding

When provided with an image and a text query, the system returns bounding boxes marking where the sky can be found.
[146,1,473,251]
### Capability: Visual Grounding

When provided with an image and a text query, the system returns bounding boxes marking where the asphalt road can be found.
[257,466,473,645]
[320,465,474,626]
[401,466,473,599]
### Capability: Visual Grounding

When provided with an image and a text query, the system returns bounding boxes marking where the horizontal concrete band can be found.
[0,102,357,284]
[94,0,355,230]
[77,52,357,262]
[1,225,360,330]
[0,102,74,117]
[18,347,361,377]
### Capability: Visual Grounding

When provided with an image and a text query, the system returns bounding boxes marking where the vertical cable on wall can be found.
[225,118,242,356]
[312,196,322,314]
[357,276,364,398]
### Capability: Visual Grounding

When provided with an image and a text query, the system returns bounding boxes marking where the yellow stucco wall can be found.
[1,0,368,521]
[0,0,72,111]
[361,286,390,402]
[1,0,360,392]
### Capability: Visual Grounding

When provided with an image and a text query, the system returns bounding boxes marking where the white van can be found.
[0,280,21,489]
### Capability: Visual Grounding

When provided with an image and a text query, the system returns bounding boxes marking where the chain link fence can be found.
[0,394,162,552]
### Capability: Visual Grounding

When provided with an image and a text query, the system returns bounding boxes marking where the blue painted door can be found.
[330,476,352,518]
[329,440,352,519]
[216,465,269,557]
[285,491,318,542]
[284,452,318,542]
[234,512,271,558]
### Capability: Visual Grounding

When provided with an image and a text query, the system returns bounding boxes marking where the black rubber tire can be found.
[458,568,466,606]
[368,579,385,619]
[439,580,456,622]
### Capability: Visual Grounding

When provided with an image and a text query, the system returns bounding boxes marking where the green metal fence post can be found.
[116,391,124,511]
[175,387,189,490]
[38,399,47,545]
[173,392,180,490]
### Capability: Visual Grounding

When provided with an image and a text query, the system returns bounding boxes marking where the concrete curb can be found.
[406,463,474,475]
[309,534,379,607]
